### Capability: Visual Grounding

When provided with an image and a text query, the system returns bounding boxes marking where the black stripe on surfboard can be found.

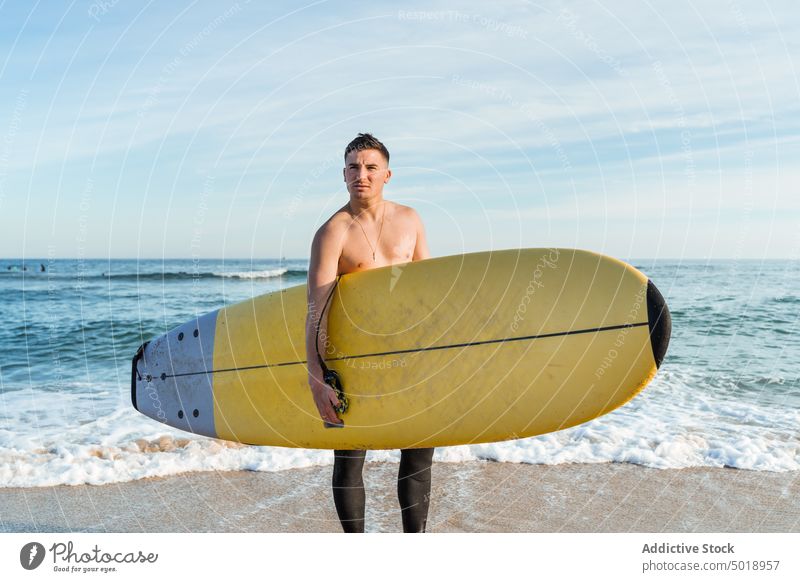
[160,321,649,380]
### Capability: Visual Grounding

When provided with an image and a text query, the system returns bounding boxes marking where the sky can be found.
[0,0,798,260]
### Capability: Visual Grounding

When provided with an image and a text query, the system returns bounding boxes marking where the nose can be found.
[354,166,370,181]
[646,279,671,368]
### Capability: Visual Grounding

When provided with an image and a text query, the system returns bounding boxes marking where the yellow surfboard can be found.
[132,249,670,449]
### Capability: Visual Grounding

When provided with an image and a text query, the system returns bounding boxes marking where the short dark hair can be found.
[344,133,390,164]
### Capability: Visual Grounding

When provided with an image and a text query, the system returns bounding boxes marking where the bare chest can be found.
[338,215,416,274]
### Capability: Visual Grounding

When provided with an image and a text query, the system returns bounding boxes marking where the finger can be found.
[318,401,339,424]
[315,401,334,423]
[326,404,340,422]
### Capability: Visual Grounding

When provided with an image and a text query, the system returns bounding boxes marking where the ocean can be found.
[0,257,797,487]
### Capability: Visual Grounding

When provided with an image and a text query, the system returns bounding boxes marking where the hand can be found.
[309,374,342,425]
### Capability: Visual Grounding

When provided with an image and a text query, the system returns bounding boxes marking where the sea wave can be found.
[0,268,308,281]
[2,420,797,488]
[1,366,798,488]
[105,268,307,280]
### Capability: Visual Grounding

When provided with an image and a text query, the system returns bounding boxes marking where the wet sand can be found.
[1,462,798,533]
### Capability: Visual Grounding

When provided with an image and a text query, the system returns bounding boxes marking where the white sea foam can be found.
[214,268,288,279]
[1,366,798,488]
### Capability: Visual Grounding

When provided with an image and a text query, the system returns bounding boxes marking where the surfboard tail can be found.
[130,310,220,438]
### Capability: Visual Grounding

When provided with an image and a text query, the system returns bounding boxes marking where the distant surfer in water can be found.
[306,133,434,533]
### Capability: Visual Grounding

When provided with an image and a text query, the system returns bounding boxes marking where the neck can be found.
[348,197,384,220]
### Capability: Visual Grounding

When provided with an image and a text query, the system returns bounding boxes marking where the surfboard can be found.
[131,249,670,449]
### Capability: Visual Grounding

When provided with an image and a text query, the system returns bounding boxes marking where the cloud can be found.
[0,0,797,257]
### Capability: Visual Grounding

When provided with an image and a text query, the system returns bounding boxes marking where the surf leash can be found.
[315,275,349,415]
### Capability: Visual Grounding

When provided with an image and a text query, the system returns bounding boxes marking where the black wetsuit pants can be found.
[332,448,435,533]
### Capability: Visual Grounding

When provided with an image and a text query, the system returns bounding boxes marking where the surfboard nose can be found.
[130,341,149,412]
[646,280,671,368]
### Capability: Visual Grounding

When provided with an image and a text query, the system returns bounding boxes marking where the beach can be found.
[2,462,797,533]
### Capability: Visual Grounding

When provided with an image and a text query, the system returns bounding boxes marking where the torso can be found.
[332,201,417,275]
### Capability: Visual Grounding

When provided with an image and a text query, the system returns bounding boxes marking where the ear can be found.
[343,167,346,182]
[384,168,392,183]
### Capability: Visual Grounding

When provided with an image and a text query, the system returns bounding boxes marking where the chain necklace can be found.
[349,201,385,261]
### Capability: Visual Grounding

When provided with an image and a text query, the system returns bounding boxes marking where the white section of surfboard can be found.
[134,309,218,438]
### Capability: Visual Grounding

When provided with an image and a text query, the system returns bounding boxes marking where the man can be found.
[304,133,435,533]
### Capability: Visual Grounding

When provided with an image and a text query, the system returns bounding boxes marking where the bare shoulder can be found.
[389,201,423,224]
[310,208,351,277]
[314,206,350,244]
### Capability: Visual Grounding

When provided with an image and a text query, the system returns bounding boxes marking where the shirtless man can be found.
[305,133,435,533]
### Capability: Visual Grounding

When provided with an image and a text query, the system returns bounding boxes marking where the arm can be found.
[305,222,344,425]
[411,210,430,261]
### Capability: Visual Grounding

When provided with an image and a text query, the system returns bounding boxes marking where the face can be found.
[343,148,391,202]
